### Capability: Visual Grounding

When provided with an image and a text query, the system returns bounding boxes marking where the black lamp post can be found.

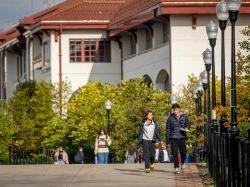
[206,20,218,110]
[105,99,112,134]
[193,91,198,116]
[216,0,229,107]
[196,79,204,116]
[228,0,241,133]
[203,48,212,124]
[228,0,241,186]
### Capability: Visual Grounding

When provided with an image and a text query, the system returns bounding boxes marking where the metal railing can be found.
[9,148,54,165]
[206,123,250,187]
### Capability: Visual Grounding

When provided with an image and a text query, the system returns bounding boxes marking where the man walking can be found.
[166,103,190,174]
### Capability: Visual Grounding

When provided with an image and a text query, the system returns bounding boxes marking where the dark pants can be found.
[171,139,187,168]
[142,139,155,169]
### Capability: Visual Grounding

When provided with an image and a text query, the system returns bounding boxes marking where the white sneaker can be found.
[150,164,155,172]
[181,164,185,169]
[175,167,180,174]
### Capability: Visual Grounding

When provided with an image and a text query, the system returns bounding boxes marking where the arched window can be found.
[155,70,170,91]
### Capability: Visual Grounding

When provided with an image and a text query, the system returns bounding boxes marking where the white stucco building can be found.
[0,0,249,99]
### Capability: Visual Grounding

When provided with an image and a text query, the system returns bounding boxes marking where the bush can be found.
[31,153,54,164]
[239,122,250,140]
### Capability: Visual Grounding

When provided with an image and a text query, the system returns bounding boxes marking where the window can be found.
[70,40,82,63]
[162,22,169,44]
[69,39,111,63]
[33,37,42,61]
[145,30,152,50]
[17,56,22,78]
[43,42,50,67]
[130,36,136,55]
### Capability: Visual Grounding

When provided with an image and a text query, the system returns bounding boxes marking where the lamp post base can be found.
[229,123,240,186]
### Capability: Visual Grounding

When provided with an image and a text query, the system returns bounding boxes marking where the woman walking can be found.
[95,129,112,164]
[138,111,161,173]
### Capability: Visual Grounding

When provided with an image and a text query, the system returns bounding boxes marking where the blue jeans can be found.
[97,152,109,164]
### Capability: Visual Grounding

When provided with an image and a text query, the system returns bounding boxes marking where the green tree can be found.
[0,100,16,163]
[67,78,170,161]
[8,81,55,152]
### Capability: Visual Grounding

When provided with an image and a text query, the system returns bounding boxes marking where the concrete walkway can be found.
[0,163,203,187]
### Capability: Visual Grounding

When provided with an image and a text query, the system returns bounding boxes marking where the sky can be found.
[0,0,64,31]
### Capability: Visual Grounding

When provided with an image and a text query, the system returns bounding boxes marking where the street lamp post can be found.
[206,20,219,132]
[193,92,198,116]
[203,48,213,175]
[105,99,112,134]
[203,49,212,124]
[206,20,218,110]
[196,79,204,116]
[216,0,229,107]
[200,70,208,162]
[227,0,241,186]
[216,3,230,186]
[217,0,229,138]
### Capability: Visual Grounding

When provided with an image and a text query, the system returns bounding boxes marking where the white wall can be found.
[170,14,250,93]
[50,30,121,92]
[123,44,170,83]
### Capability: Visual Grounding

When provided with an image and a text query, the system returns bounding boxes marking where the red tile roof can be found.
[110,0,250,25]
[0,28,19,45]
[42,0,130,23]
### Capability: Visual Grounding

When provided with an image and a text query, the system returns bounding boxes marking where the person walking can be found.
[74,146,84,164]
[94,129,112,164]
[54,146,69,164]
[125,149,136,164]
[166,103,190,174]
[138,111,161,173]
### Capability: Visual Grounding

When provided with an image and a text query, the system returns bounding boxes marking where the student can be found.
[166,103,190,174]
[125,149,136,164]
[94,129,112,164]
[74,146,84,164]
[155,143,160,163]
[54,146,69,164]
[159,143,170,163]
[138,111,161,173]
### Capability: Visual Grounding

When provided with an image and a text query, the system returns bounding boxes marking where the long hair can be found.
[144,110,153,121]
[98,129,107,136]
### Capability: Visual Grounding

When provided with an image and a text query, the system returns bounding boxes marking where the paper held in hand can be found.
[180,128,190,132]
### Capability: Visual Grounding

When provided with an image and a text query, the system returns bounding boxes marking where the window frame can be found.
[69,39,111,63]
[145,29,153,50]
[42,41,51,68]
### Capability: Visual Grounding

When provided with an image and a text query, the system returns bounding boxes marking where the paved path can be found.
[0,163,203,187]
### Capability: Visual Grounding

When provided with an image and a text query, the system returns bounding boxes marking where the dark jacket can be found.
[138,121,161,145]
[166,113,190,144]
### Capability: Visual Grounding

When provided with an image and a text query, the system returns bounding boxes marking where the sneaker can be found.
[181,164,185,169]
[149,164,155,172]
[175,167,180,174]
[145,168,151,173]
